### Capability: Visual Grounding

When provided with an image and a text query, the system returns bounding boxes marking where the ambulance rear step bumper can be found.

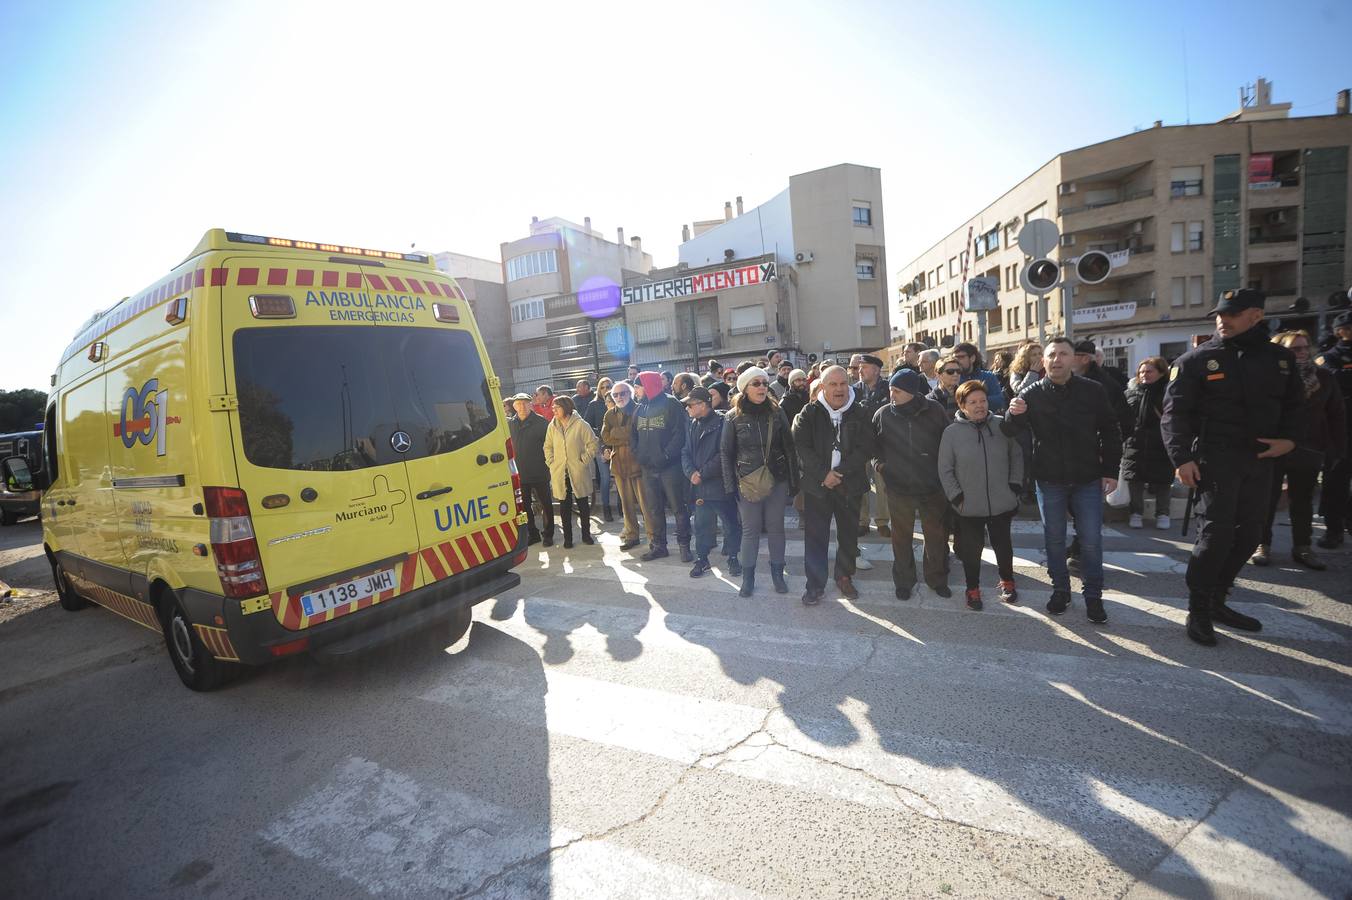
[311,570,520,660]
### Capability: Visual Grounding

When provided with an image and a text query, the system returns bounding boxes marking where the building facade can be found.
[677,163,891,363]
[501,217,652,394]
[433,251,511,384]
[896,82,1352,374]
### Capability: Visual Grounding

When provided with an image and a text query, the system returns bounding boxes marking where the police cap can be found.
[1334,311,1352,330]
[1207,288,1265,316]
[1073,340,1096,355]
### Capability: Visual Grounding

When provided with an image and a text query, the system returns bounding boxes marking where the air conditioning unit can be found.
[795,251,814,264]
[1266,210,1288,225]
[1058,182,1078,195]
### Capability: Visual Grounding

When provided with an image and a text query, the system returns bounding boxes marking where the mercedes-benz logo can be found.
[390,431,412,453]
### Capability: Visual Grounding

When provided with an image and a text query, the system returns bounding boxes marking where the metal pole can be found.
[977,309,988,355]
[1062,282,1075,342]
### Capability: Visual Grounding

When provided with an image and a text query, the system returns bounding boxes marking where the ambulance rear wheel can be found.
[162,593,233,692]
[51,558,89,611]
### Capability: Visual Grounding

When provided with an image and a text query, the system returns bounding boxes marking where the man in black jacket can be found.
[794,366,877,605]
[873,369,952,600]
[1005,337,1122,623]
[508,393,555,546]
[1163,289,1306,646]
[634,371,693,561]
[682,388,742,578]
[852,353,892,538]
[1074,341,1133,438]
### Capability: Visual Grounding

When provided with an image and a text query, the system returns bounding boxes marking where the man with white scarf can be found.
[792,365,878,605]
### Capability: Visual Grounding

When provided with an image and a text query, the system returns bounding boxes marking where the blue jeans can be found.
[693,496,741,562]
[1036,480,1105,597]
[595,457,613,509]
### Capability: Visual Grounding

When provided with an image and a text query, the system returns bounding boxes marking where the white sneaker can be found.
[854,554,873,571]
[1129,513,1143,529]
[1155,514,1171,530]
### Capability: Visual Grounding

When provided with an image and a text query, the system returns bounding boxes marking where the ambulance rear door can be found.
[378,271,518,585]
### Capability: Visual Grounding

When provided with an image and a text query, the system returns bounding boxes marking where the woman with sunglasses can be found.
[928,356,964,417]
[721,366,800,596]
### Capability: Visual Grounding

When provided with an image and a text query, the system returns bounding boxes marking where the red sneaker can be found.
[965,588,983,611]
[998,580,1018,604]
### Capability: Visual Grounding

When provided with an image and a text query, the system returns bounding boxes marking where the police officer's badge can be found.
[1170,365,1180,381]
[1206,359,1220,372]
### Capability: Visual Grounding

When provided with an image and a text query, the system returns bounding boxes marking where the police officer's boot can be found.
[1210,588,1261,632]
[1186,592,1217,646]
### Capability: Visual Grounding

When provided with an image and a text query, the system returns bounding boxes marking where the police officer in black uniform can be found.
[1161,289,1307,646]
[1316,310,1352,547]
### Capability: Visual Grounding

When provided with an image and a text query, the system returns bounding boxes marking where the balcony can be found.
[510,316,547,342]
[1247,182,1301,209]
[510,364,552,390]
[1060,189,1155,231]
[1248,237,1299,265]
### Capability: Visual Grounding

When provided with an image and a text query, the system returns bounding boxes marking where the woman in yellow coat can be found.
[545,395,599,548]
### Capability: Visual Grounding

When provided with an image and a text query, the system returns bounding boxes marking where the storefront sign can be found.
[622,260,776,305]
[1073,301,1136,325]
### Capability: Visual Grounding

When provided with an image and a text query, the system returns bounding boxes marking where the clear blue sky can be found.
[1,0,1348,390]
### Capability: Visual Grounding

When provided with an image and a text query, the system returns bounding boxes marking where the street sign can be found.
[964,276,999,311]
[1017,219,1059,258]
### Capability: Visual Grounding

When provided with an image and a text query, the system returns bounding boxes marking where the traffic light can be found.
[1016,220,1062,297]
[1075,250,1112,285]
[1022,259,1060,293]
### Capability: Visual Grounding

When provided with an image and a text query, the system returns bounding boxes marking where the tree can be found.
[0,389,47,433]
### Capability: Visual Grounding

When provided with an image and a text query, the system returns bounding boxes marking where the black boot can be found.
[1186,591,1217,646]
[770,564,789,594]
[603,503,614,523]
[1211,589,1261,632]
[739,566,756,597]
[575,494,592,543]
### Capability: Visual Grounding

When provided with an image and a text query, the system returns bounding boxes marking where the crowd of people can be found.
[503,296,1352,646]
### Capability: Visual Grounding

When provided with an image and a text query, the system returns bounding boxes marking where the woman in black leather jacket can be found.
[721,367,799,597]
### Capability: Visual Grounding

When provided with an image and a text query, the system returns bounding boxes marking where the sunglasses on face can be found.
[746,380,770,388]
[942,369,961,375]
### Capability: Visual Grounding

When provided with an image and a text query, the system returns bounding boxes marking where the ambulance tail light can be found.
[505,438,524,515]
[203,486,269,599]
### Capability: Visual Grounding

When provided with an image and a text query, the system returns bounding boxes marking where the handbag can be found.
[737,413,777,502]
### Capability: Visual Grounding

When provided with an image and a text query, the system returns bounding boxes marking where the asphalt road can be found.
[2,505,1350,899]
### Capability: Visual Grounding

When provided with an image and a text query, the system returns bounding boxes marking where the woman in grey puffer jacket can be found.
[937,380,1024,610]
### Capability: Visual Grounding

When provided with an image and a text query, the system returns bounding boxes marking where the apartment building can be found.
[501,216,652,394]
[897,80,1352,373]
[433,251,511,383]
[675,163,891,364]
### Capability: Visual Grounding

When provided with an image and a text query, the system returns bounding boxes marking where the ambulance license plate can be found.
[300,568,396,617]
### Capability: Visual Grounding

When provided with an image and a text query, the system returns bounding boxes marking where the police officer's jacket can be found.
[1318,339,1352,438]
[1001,375,1122,484]
[1161,321,1306,466]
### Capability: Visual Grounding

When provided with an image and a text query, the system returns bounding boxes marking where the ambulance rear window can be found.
[233,326,497,471]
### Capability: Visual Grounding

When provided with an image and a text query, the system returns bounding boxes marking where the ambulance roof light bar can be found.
[224,231,429,264]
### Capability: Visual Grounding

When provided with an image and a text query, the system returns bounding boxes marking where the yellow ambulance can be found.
[41,230,527,690]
